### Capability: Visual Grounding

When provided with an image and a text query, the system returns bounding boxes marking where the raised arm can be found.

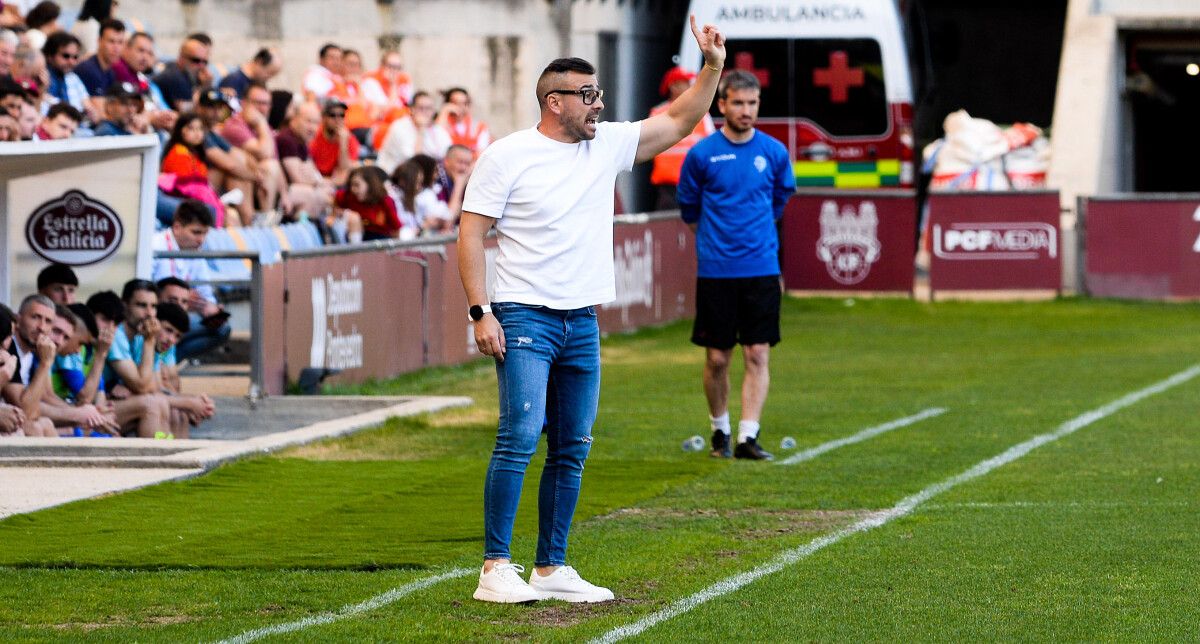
[635,15,726,164]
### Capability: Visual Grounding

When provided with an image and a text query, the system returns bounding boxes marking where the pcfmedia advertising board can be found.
[781,189,916,293]
[1082,195,1200,299]
[927,191,1061,295]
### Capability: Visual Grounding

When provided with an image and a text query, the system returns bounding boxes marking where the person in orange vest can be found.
[437,87,490,156]
[362,51,412,151]
[650,66,715,210]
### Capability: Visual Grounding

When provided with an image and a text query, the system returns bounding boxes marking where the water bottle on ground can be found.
[780,436,797,450]
[682,435,705,452]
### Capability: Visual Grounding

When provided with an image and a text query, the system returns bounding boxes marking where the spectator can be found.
[153,33,212,112]
[37,263,77,303]
[2,294,63,437]
[52,303,107,406]
[376,90,450,174]
[33,101,80,139]
[331,48,373,141]
[362,50,411,149]
[16,97,37,138]
[46,304,120,435]
[93,80,150,136]
[0,28,16,80]
[153,300,214,436]
[85,289,123,333]
[302,42,342,103]
[196,88,265,226]
[159,112,224,219]
[335,166,397,241]
[649,66,715,209]
[387,158,422,235]
[73,17,124,97]
[42,32,95,123]
[113,32,177,133]
[70,0,116,57]
[220,81,288,221]
[10,44,48,101]
[0,305,27,436]
[276,102,334,221]
[434,143,473,211]
[150,200,232,361]
[102,279,181,438]
[409,153,456,235]
[218,47,281,98]
[438,87,490,155]
[0,80,25,117]
[309,98,357,185]
[22,1,60,52]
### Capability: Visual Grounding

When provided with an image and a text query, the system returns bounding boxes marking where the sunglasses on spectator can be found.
[187,55,208,65]
[324,111,346,118]
[58,52,78,60]
[544,86,604,105]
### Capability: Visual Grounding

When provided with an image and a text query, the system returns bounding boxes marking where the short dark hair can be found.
[98,17,125,37]
[718,69,761,100]
[187,32,212,48]
[42,31,81,59]
[319,43,341,60]
[46,103,83,123]
[156,276,191,292]
[121,279,157,304]
[156,302,190,334]
[252,48,274,67]
[443,87,469,102]
[0,302,13,341]
[536,57,596,107]
[54,303,79,329]
[86,290,124,324]
[246,80,269,95]
[68,302,99,339]
[37,263,78,290]
[173,199,214,228]
[24,2,61,31]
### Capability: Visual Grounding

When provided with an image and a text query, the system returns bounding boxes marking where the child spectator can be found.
[335,166,398,241]
[160,112,225,223]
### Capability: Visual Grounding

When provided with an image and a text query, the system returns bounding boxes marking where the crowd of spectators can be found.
[0,0,484,241]
[1,259,216,439]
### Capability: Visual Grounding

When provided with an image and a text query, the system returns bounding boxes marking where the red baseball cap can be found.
[659,66,696,96]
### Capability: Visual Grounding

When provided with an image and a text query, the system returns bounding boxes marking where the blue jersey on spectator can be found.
[53,347,104,402]
[103,324,177,392]
[218,68,252,97]
[677,130,796,278]
[74,55,116,96]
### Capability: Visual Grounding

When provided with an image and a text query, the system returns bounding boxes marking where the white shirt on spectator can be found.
[416,187,450,226]
[150,229,217,304]
[302,64,338,101]
[462,120,641,310]
[375,116,452,175]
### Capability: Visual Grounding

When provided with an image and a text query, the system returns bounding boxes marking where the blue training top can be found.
[677,129,795,279]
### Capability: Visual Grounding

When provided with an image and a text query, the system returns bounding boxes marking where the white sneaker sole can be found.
[532,588,615,603]
[472,586,539,604]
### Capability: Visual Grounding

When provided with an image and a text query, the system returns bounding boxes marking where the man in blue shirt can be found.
[677,69,796,461]
[73,18,125,97]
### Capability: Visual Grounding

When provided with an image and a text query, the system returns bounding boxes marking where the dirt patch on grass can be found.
[591,507,878,538]
[515,597,645,628]
[51,613,199,632]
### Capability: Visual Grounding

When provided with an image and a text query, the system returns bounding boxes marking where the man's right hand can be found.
[473,314,506,362]
[95,326,115,356]
[0,404,25,434]
[0,351,16,382]
[139,317,161,340]
[35,334,56,362]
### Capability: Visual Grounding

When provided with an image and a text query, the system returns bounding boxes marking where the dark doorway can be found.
[1127,35,1200,192]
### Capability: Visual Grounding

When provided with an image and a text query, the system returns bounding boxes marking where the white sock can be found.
[710,413,731,435]
[737,420,760,444]
[348,231,363,244]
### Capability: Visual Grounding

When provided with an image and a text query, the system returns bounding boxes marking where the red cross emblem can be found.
[732,51,770,87]
[813,51,864,103]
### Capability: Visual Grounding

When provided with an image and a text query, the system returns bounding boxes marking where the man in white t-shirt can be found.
[458,16,726,604]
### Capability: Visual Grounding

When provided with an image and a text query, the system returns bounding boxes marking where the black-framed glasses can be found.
[544,86,604,105]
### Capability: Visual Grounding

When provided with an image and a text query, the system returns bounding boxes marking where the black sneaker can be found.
[734,437,774,461]
[710,431,732,458]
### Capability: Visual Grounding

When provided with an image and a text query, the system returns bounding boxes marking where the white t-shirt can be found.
[376,117,452,175]
[463,120,641,309]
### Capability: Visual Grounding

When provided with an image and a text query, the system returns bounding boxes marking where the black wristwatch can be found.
[468,304,492,321]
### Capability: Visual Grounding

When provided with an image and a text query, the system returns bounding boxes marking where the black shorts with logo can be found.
[691,275,781,349]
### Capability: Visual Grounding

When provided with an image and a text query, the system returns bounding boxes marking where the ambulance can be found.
[678,0,916,188]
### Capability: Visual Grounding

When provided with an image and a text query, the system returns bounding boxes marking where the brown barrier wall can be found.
[781,190,916,293]
[598,217,696,333]
[928,191,1061,293]
[259,263,288,396]
[1083,196,1200,299]
[282,251,427,388]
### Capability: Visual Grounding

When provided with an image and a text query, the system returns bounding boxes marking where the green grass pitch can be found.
[1,296,1199,641]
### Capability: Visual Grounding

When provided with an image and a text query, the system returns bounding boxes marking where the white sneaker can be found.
[472,563,540,604]
[528,565,615,603]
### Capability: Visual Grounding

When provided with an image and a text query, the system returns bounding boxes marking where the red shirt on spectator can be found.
[334,188,401,238]
[309,130,359,178]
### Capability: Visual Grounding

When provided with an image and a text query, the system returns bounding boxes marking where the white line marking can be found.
[779,407,948,465]
[215,567,474,644]
[593,365,1200,644]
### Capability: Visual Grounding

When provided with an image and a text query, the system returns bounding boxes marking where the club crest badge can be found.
[816,200,882,285]
[754,155,767,172]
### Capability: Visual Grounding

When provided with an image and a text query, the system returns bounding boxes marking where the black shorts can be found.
[691,275,781,349]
